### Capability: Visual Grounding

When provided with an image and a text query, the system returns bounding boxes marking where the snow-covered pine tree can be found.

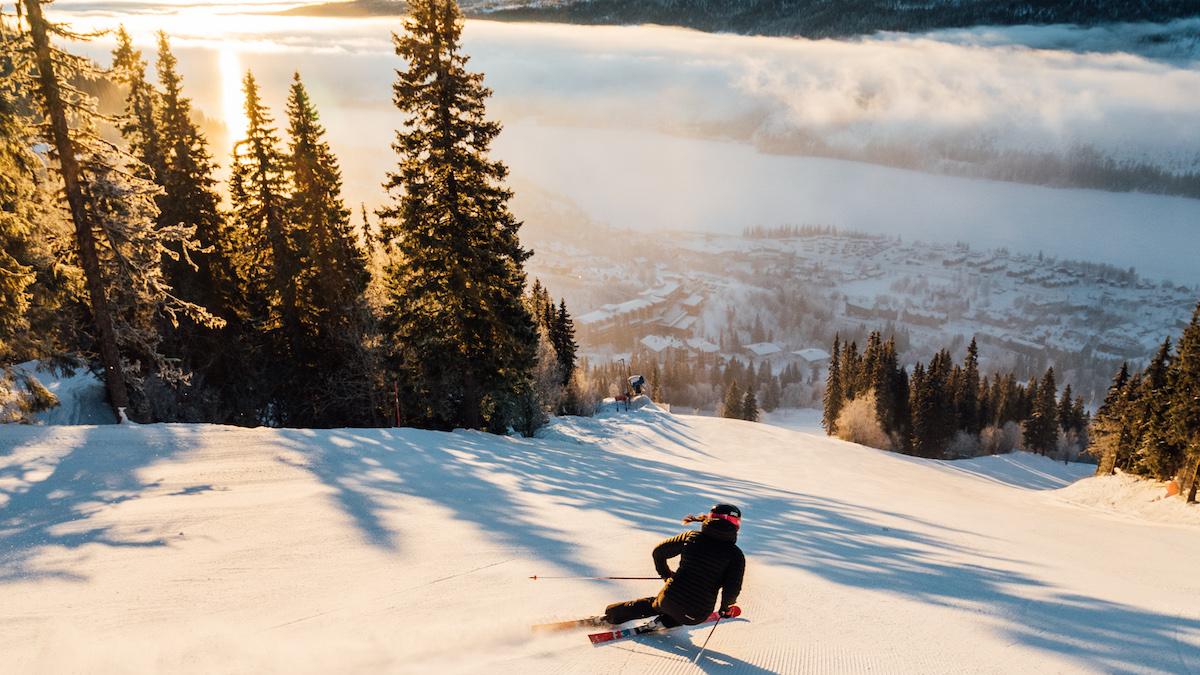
[1090,363,1131,475]
[78,143,213,387]
[0,19,75,365]
[379,0,536,431]
[1168,303,1200,502]
[20,0,130,415]
[0,37,42,357]
[283,73,373,426]
[19,0,213,419]
[521,323,562,435]
[1132,338,1180,479]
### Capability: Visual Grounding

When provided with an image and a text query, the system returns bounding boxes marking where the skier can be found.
[602,503,745,629]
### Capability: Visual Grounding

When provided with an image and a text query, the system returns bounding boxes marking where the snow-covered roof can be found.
[640,335,684,353]
[669,315,698,331]
[681,293,704,307]
[793,348,831,363]
[577,309,611,325]
[660,309,688,326]
[615,297,659,314]
[744,342,782,357]
[641,282,680,299]
[686,337,721,353]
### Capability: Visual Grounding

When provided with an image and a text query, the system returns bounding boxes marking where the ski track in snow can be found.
[1,409,1198,673]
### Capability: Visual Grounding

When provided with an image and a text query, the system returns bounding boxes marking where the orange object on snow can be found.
[1166,480,1181,497]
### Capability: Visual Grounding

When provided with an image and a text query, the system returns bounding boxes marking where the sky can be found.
[32,1,1200,283]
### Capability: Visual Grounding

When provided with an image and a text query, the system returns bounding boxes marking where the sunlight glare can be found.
[219,47,247,142]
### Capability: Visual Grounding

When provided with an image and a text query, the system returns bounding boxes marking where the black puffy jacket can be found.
[652,519,745,624]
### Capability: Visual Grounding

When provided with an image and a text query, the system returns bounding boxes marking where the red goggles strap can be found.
[709,513,740,528]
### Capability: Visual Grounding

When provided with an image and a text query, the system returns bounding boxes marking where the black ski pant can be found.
[604,596,681,628]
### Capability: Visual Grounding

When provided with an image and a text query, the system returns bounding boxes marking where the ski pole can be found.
[529,575,660,580]
[693,616,722,664]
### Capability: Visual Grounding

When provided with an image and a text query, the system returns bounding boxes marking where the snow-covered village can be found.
[3,1,1200,673]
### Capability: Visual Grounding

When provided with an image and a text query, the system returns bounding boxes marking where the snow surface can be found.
[1059,473,1200,528]
[2,410,1199,673]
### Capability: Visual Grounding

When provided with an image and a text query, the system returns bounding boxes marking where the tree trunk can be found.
[23,0,130,419]
[1095,443,1116,476]
[1184,452,1200,504]
[460,370,482,430]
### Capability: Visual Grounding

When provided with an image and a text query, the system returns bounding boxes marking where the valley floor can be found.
[1,410,1197,673]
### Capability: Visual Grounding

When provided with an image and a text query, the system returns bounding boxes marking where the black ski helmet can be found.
[710,503,742,526]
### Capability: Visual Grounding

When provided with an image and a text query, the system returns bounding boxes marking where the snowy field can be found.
[2,409,1198,674]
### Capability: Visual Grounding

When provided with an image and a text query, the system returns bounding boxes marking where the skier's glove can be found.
[719,605,739,619]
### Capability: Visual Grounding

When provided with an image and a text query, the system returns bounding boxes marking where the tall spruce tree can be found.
[283,73,373,426]
[20,2,210,419]
[0,40,48,359]
[111,28,166,183]
[20,0,130,415]
[1090,363,1131,475]
[925,349,957,455]
[551,299,578,387]
[958,337,981,434]
[1057,383,1075,433]
[909,362,936,457]
[232,71,296,333]
[1024,368,1059,455]
[841,340,860,403]
[723,380,744,420]
[742,387,759,422]
[1169,303,1200,501]
[156,33,234,317]
[822,335,842,434]
[150,34,248,421]
[1133,338,1180,479]
[379,0,536,430]
[872,336,903,444]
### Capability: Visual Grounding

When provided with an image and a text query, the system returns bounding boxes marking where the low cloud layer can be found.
[56,6,1200,280]
[68,7,1200,168]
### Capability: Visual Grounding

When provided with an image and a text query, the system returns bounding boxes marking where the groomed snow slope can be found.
[2,411,1198,674]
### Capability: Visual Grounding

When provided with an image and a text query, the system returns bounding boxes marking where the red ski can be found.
[587,607,741,645]
[532,616,607,633]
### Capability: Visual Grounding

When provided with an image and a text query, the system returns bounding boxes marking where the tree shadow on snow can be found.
[0,426,188,583]
[277,416,1197,673]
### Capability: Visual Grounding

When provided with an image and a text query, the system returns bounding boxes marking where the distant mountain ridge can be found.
[286,0,1200,37]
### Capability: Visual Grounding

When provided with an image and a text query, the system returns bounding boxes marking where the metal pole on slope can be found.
[528,575,660,581]
[693,616,722,664]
